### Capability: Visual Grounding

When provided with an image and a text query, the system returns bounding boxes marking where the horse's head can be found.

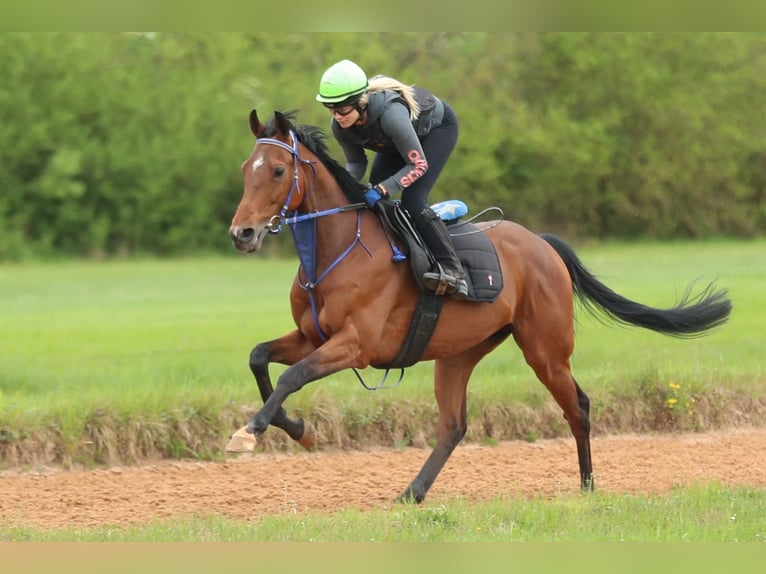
[229,110,308,253]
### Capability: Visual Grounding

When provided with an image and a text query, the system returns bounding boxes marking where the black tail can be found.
[540,233,732,338]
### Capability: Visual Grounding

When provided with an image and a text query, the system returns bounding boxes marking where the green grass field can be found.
[2,483,764,542]
[0,239,764,465]
[1,240,765,543]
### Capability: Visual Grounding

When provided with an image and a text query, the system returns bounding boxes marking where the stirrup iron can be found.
[422,263,458,296]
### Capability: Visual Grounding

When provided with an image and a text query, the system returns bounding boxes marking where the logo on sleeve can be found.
[400,150,428,186]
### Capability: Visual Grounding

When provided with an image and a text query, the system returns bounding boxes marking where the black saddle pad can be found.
[451,224,503,302]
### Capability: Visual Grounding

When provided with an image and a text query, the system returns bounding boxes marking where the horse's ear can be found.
[273,111,291,138]
[249,109,266,138]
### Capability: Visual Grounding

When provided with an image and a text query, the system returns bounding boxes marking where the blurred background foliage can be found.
[1,32,765,260]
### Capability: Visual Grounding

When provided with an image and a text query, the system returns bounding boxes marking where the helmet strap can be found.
[353,102,368,125]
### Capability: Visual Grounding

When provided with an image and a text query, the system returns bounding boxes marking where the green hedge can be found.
[2,33,765,260]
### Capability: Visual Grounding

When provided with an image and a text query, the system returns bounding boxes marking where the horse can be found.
[228,110,732,503]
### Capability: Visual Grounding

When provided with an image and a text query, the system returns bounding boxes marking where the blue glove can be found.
[364,186,384,207]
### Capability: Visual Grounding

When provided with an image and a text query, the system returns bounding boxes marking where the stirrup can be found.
[450,277,469,301]
[422,264,465,297]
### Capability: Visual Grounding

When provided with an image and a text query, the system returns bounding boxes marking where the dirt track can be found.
[2,428,765,530]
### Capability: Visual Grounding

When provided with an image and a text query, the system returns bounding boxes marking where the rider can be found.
[315,59,468,300]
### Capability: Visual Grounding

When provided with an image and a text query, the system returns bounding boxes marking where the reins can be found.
[255,131,402,391]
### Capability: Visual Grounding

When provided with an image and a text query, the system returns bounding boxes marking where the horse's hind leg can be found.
[514,328,594,490]
[572,378,593,490]
[248,330,318,449]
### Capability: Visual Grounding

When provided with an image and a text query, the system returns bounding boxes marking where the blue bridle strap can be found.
[283,203,367,226]
[295,211,371,292]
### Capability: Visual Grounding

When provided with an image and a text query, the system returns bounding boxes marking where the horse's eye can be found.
[274,166,286,178]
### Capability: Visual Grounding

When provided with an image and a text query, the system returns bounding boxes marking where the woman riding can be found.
[315,59,468,300]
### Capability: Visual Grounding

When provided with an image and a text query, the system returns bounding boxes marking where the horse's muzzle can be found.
[229,225,263,253]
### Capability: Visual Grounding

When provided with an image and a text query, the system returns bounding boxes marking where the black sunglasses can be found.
[324,104,356,117]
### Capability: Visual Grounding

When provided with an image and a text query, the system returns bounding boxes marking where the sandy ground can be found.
[1,428,765,530]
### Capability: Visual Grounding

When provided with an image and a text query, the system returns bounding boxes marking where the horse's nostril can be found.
[230,226,255,243]
[240,227,254,242]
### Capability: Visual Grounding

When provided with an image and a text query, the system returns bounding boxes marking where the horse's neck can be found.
[302,162,355,212]
[300,169,363,261]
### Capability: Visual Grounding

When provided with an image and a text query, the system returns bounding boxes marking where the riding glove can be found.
[364,186,384,207]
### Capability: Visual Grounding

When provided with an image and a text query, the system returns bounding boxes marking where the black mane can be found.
[264,110,368,204]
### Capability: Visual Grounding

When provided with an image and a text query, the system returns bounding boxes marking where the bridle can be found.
[254,130,317,234]
[255,130,366,231]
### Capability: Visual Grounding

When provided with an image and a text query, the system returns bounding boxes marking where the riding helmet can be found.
[315,59,369,106]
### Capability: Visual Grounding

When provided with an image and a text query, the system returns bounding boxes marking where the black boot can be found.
[414,207,469,300]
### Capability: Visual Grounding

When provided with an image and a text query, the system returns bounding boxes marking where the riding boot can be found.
[414,207,469,300]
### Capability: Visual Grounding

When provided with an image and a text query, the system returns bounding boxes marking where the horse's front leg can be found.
[397,358,471,504]
[248,327,362,448]
[249,329,318,449]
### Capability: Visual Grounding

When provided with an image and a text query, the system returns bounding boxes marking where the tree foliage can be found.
[1,33,764,259]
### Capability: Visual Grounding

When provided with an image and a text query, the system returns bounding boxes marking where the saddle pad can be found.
[451,224,503,302]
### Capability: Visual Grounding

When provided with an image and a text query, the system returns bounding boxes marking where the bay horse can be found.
[228,110,732,503]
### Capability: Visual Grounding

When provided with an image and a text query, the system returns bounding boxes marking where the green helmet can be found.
[315,59,369,105]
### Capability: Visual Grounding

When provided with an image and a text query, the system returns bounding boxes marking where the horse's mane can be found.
[264,110,368,204]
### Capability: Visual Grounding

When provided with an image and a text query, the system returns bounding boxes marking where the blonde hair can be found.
[361,75,420,120]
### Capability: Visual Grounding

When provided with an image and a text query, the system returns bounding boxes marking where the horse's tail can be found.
[539,233,732,338]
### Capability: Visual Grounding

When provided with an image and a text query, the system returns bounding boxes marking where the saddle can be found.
[372,199,503,369]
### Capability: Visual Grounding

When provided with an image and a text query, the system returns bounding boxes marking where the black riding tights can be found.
[369,102,459,217]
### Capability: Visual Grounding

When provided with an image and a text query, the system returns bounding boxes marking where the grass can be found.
[566,239,764,383]
[2,483,764,542]
[0,239,764,466]
[1,243,765,545]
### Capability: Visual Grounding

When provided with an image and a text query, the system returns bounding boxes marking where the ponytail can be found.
[362,75,421,120]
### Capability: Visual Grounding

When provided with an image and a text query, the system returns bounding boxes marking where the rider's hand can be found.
[364,186,384,207]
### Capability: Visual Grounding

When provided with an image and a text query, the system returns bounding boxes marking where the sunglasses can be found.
[324,104,356,117]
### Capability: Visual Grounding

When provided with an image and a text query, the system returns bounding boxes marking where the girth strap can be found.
[371,200,445,369]
[372,290,444,370]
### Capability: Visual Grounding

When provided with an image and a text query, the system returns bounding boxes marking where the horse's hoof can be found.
[394,488,424,504]
[581,476,595,492]
[297,419,317,451]
[225,426,258,453]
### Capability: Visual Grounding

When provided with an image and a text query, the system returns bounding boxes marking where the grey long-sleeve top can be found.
[329,89,444,196]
